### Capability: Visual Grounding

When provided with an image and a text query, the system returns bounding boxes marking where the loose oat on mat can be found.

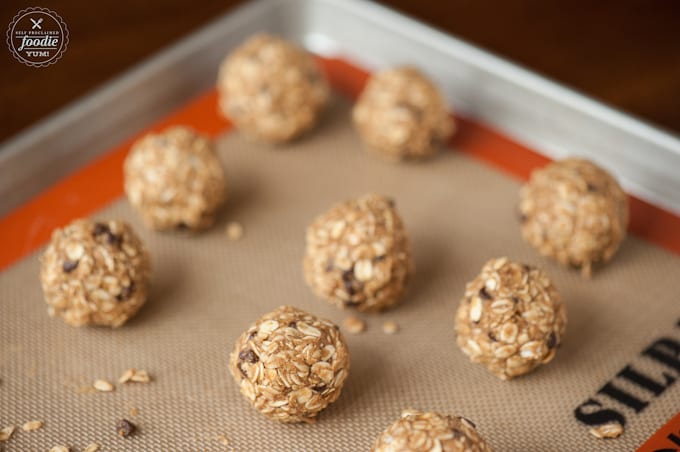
[50,446,69,452]
[590,422,624,439]
[119,368,151,384]
[382,320,399,335]
[0,426,15,441]
[225,221,244,240]
[93,379,115,392]
[21,420,42,431]
[343,315,367,334]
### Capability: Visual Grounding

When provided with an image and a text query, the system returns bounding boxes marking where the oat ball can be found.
[39,219,151,327]
[217,34,329,143]
[303,194,414,312]
[372,410,493,452]
[229,306,349,423]
[519,158,629,277]
[455,258,566,380]
[353,66,454,160]
[124,126,226,231]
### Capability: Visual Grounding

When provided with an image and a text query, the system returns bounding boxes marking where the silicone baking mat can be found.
[1,58,679,451]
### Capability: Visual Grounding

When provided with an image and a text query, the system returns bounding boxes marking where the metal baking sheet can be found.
[1,1,679,451]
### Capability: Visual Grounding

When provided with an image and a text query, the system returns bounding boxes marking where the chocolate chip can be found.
[62,260,79,273]
[116,419,135,438]
[488,332,497,342]
[587,183,598,192]
[239,349,258,363]
[547,332,558,349]
[106,232,122,246]
[116,282,135,301]
[479,287,492,300]
[342,270,356,296]
[176,222,189,230]
[312,384,327,392]
[92,222,122,246]
[512,297,520,304]
[93,222,110,237]
[248,330,257,339]
[288,321,297,328]
[451,428,463,437]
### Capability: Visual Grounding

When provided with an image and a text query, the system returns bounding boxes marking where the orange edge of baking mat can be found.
[1,55,679,277]
[636,411,680,452]
[0,89,230,272]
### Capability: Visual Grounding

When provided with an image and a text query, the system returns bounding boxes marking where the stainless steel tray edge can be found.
[301,0,680,216]
[1,0,679,219]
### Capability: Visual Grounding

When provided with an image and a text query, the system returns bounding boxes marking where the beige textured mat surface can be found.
[1,97,679,451]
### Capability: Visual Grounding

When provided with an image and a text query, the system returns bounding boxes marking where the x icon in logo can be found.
[30,18,43,29]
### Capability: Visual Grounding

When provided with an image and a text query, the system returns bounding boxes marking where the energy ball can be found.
[40,219,151,327]
[229,306,349,423]
[124,126,226,231]
[455,258,566,380]
[303,194,414,312]
[372,410,493,452]
[519,158,629,278]
[353,66,454,160]
[217,34,329,143]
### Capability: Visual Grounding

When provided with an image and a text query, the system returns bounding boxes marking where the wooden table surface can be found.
[2,0,680,143]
